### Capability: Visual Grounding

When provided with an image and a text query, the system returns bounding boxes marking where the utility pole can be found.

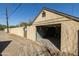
[6,8,9,33]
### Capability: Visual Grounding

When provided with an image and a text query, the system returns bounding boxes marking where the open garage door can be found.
[36,24,61,50]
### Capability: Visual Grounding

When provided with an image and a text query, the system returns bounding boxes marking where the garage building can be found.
[27,7,79,55]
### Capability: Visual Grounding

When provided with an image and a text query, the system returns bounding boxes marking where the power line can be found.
[9,3,22,17]
[5,4,22,33]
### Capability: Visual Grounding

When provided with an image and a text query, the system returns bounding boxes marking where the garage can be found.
[36,24,61,50]
[27,7,79,55]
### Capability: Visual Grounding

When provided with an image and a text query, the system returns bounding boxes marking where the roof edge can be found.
[32,7,79,25]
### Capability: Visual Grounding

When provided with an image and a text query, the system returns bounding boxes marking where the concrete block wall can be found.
[5,27,26,37]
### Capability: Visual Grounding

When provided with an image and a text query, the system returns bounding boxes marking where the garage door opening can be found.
[36,24,61,50]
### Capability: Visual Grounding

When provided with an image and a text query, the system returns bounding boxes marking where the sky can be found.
[0,3,79,25]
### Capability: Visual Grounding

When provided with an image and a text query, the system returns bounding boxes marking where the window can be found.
[42,11,46,17]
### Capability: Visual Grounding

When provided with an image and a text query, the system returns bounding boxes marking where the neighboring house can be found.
[27,7,79,55]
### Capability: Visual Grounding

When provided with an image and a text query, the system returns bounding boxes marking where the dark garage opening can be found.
[36,24,61,50]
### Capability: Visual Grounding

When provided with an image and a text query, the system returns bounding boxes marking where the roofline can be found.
[32,7,44,25]
[32,7,79,25]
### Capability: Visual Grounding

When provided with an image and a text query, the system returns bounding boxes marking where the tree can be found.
[19,22,28,27]
[0,24,7,30]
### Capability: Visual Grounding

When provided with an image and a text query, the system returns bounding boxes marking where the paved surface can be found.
[0,31,51,56]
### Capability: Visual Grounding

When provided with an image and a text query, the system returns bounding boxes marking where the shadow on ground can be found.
[0,40,11,56]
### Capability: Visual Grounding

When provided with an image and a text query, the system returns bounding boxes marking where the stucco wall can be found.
[61,20,79,55]
[33,10,64,23]
[27,25,36,41]
[5,27,26,37]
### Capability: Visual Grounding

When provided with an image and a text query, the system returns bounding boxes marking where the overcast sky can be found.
[0,3,79,25]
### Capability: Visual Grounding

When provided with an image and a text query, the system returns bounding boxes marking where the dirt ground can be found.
[0,31,50,56]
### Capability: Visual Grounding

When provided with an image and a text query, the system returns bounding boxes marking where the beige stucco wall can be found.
[27,25,36,41]
[33,10,69,24]
[5,27,25,37]
[61,20,79,55]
